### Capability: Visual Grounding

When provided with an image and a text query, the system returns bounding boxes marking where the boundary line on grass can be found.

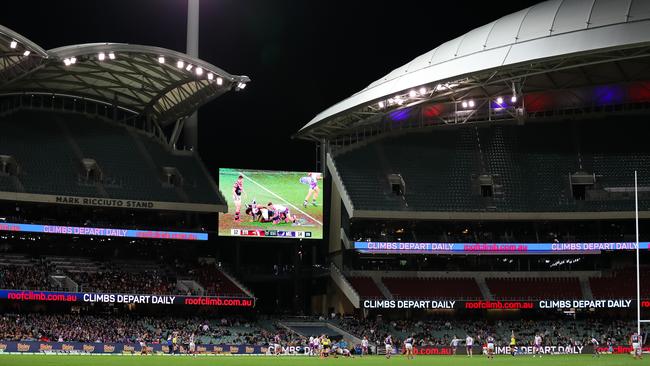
[239,171,323,226]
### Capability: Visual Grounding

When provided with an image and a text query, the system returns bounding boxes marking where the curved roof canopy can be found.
[0,25,249,126]
[297,0,650,139]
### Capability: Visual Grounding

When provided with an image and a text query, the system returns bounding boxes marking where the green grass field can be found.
[0,354,645,366]
[218,168,324,239]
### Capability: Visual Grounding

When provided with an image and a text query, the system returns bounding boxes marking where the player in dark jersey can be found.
[486,335,495,359]
[404,334,415,359]
[385,334,393,359]
[232,175,244,222]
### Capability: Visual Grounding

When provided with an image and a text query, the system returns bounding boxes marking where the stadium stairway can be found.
[330,264,361,308]
[279,320,361,345]
[55,117,108,198]
[217,266,254,298]
[475,277,494,300]
[579,276,594,299]
[371,275,394,300]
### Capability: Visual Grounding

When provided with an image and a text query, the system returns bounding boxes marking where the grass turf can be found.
[218,168,324,239]
[0,354,645,366]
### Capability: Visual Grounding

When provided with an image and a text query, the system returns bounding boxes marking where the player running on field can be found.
[631,332,643,360]
[533,333,543,357]
[404,334,415,359]
[232,175,244,222]
[450,335,461,355]
[385,334,394,359]
[466,334,474,357]
[590,336,600,357]
[486,335,495,359]
[273,333,282,356]
[300,172,322,207]
[361,336,369,356]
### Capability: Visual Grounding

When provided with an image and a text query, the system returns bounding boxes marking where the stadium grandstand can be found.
[293,0,650,358]
[0,23,249,217]
[3,0,650,364]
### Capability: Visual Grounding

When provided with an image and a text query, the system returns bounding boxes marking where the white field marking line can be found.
[239,171,323,226]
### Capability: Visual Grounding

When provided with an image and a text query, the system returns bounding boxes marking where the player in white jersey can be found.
[533,334,543,357]
[361,336,369,356]
[267,202,298,224]
[404,334,415,359]
[631,333,643,359]
[590,336,600,357]
[486,335,495,359]
[450,335,461,355]
[189,333,196,354]
[385,334,393,359]
[466,335,474,357]
[274,334,282,356]
[301,172,322,207]
[138,337,148,355]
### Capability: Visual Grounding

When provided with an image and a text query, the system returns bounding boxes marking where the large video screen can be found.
[218,168,324,239]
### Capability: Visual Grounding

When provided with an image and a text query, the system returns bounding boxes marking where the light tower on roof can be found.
[183,0,200,150]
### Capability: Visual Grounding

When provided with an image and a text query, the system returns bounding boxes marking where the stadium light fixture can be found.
[419,87,427,96]
[468,100,475,108]
[511,95,517,103]
[9,40,17,49]
[186,64,193,71]
[108,52,116,60]
[98,52,106,61]
[409,90,417,98]
[237,82,247,89]
[207,72,213,80]
[158,56,165,64]
[461,101,468,108]
[216,77,223,86]
[395,96,404,105]
[177,60,184,68]
[496,96,503,104]
[22,50,30,57]
[70,57,77,64]
[378,101,385,108]
[388,98,394,106]
[195,67,203,76]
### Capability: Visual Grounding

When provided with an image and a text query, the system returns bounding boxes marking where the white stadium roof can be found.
[0,24,249,127]
[298,0,650,139]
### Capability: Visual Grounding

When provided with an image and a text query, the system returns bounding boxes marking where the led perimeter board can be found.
[218,168,324,239]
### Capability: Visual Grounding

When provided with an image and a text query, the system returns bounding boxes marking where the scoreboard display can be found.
[218,168,324,239]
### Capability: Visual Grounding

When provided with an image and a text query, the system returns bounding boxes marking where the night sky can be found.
[2,0,540,173]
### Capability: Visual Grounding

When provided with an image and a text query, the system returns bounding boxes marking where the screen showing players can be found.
[218,168,324,239]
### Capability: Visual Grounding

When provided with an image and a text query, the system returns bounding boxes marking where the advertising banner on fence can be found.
[362,299,644,310]
[0,222,208,241]
[0,290,254,307]
[412,345,586,355]
[0,341,268,354]
[354,241,650,255]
